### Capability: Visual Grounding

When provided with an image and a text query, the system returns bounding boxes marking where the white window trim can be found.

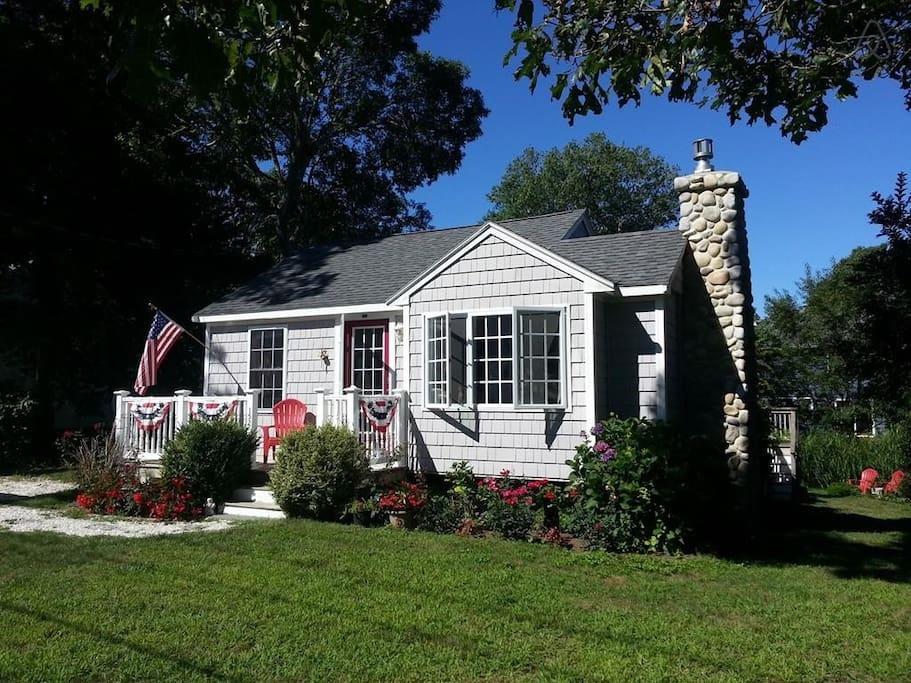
[424,314,451,409]
[515,307,568,410]
[248,326,288,412]
[421,306,569,412]
[348,321,388,396]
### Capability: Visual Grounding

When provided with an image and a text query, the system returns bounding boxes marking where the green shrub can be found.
[270,424,369,519]
[64,431,125,494]
[0,395,38,472]
[799,426,910,488]
[480,496,536,540]
[563,415,719,553]
[415,493,463,533]
[822,481,857,497]
[162,419,257,505]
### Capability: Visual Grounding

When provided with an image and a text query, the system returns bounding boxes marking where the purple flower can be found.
[600,447,617,463]
[593,440,616,462]
[591,423,604,437]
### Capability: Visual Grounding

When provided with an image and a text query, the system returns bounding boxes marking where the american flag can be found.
[134,310,184,395]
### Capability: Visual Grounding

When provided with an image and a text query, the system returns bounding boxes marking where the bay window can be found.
[424,308,564,409]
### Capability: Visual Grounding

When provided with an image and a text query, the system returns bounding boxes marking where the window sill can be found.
[423,404,569,413]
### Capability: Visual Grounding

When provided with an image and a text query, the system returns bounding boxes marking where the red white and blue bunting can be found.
[130,402,171,432]
[359,397,398,433]
[190,400,237,422]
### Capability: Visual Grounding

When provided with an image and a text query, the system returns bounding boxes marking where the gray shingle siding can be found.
[194,209,684,318]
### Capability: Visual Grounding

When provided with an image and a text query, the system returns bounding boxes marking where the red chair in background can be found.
[849,468,880,494]
[260,399,308,463]
[884,470,906,495]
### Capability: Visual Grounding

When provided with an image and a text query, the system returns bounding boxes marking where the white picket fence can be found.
[314,387,409,469]
[113,389,258,461]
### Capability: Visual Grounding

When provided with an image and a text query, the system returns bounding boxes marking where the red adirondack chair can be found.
[884,470,906,495]
[260,399,308,463]
[850,468,880,494]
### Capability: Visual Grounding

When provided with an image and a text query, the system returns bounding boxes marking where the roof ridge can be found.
[558,228,681,242]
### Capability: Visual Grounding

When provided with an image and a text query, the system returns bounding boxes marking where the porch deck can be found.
[112,387,410,471]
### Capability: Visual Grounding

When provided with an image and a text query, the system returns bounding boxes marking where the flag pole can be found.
[148,303,247,395]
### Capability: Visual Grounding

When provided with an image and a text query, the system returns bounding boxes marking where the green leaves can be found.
[499,0,911,143]
[485,133,679,234]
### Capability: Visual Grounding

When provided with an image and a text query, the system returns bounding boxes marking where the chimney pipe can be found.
[693,138,714,172]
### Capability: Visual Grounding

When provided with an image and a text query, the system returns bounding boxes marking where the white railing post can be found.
[394,389,408,467]
[343,385,360,432]
[112,390,131,450]
[314,388,326,426]
[174,389,192,431]
[245,390,260,431]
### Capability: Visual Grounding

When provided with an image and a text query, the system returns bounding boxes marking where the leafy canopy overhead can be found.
[496,0,911,143]
[486,133,679,234]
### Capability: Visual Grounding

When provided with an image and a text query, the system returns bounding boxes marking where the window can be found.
[426,316,448,405]
[351,325,385,395]
[426,314,468,406]
[424,308,564,409]
[519,311,562,406]
[249,328,284,409]
[472,314,513,404]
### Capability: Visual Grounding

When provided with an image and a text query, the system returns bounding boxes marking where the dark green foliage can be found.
[162,420,257,505]
[823,481,857,497]
[799,427,911,488]
[757,174,911,420]
[415,494,464,534]
[0,395,38,472]
[64,431,125,495]
[565,416,723,552]
[479,496,536,540]
[497,0,911,143]
[486,133,678,234]
[270,425,369,519]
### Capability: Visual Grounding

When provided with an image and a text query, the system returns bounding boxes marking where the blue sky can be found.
[411,3,911,311]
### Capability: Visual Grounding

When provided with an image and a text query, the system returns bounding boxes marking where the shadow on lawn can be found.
[732,494,911,583]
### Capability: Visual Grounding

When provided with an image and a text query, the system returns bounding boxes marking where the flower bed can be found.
[368,415,721,553]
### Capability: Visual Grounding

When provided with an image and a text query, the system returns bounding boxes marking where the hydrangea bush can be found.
[564,416,689,553]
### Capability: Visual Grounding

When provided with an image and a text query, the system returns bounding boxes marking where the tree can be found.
[195,2,487,254]
[496,0,911,143]
[0,0,260,446]
[755,172,911,420]
[485,134,679,233]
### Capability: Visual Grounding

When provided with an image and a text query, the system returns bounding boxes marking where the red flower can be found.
[132,492,145,506]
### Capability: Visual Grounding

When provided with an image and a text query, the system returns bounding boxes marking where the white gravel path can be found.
[0,476,233,538]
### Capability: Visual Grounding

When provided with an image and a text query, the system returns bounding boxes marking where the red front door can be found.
[345,320,389,395]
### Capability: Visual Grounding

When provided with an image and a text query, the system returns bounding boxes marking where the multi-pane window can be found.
[250,328,284,409]
[426,316,448,405]
[424,309,564,409]
[519,312,562,406]
[472,315,513,404]
[351,326,385,395]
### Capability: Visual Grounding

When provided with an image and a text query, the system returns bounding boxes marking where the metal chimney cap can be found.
[693,138,714,172]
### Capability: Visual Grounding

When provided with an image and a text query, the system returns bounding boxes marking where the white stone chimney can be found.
[675,140,756,489]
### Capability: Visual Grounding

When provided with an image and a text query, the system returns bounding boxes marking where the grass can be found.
[0,493,909,682]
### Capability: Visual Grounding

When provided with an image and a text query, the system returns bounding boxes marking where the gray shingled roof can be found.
[194,209,684,319]
[551,229,685,288]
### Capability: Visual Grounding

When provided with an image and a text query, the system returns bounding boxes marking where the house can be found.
[191,140,757,485]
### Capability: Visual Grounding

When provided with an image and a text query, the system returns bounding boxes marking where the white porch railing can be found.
[113,389,258,461]
[768,407,799,490]
[314,387,409,469]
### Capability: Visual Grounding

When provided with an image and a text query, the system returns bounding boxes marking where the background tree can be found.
[1,0,484,460]
[195,2,486,255]
[755,172,911,423]
[485,133,679,233]
[496,0,911,143]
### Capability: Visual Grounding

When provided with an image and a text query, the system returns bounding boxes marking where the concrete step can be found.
[230,486,276,506]
[222,500,284,519]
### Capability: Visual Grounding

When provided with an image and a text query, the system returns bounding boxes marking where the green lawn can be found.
[0,493,909,682]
